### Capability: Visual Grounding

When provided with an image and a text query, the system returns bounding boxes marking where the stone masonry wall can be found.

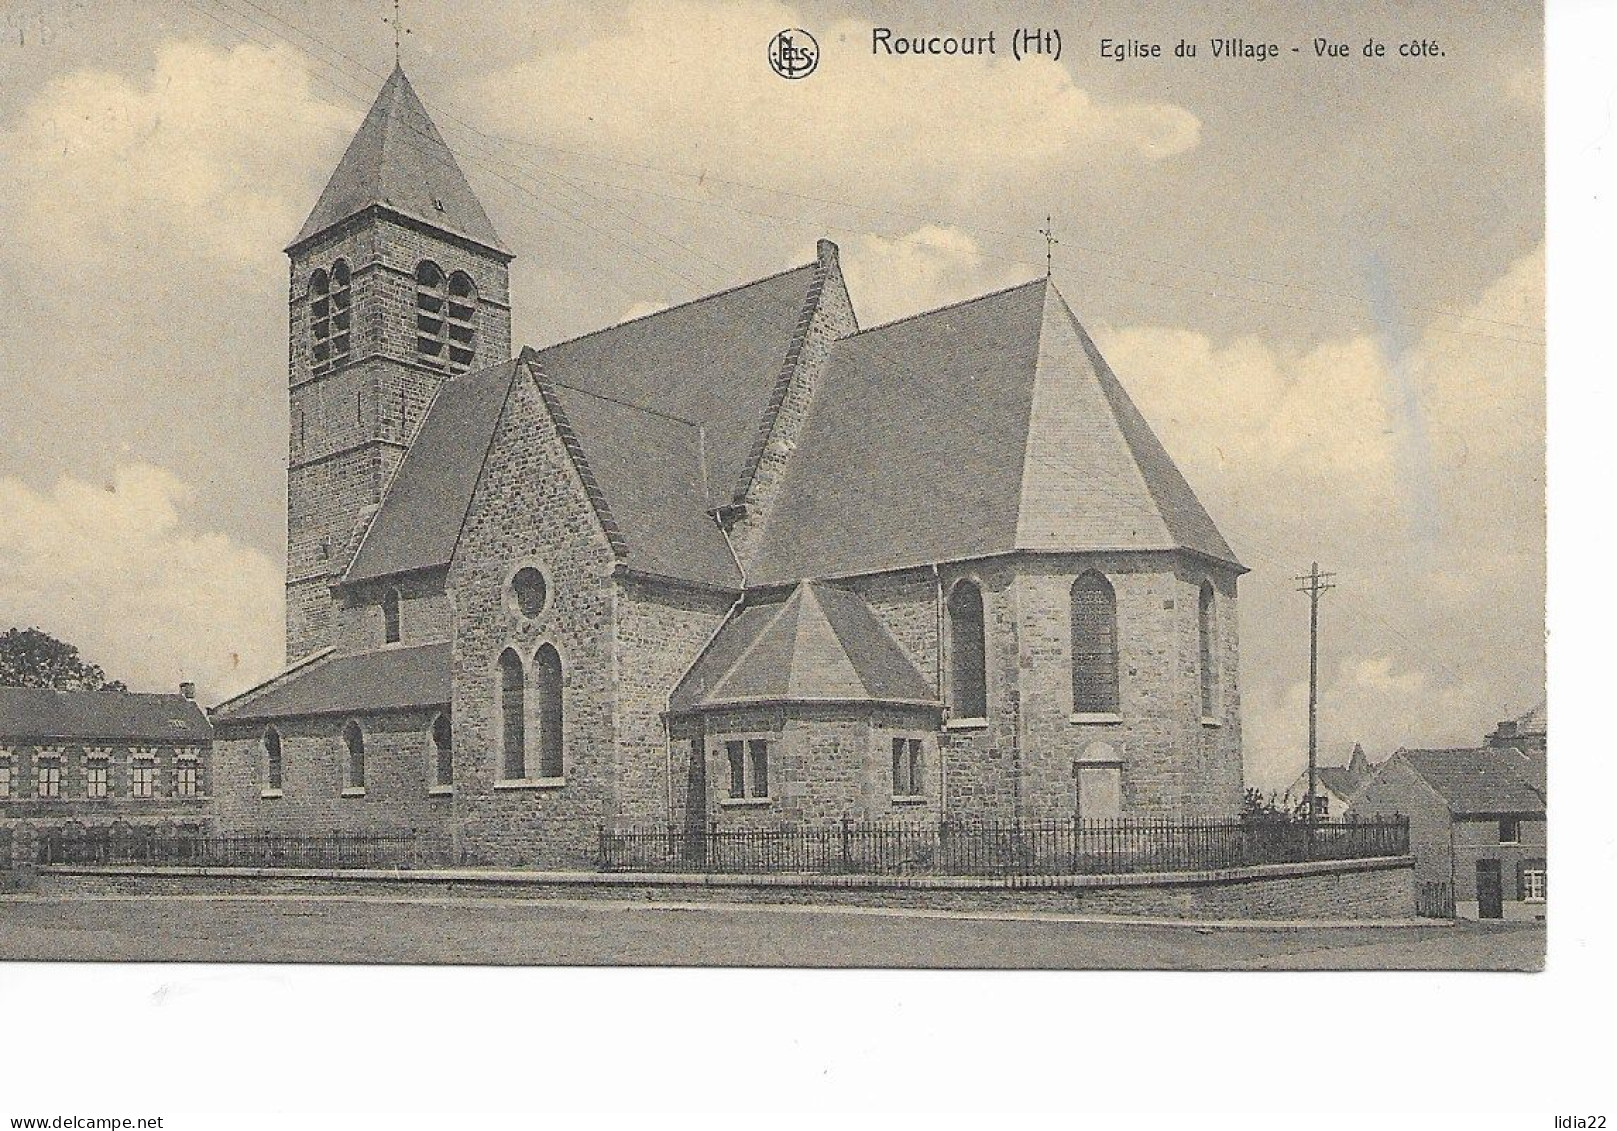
[846,552,1242,822]
[447,365,618,867]
[335,569,454,653]
[285,214,511,659]
[0,740,211,828]
[211,709,451,836]
[612,577,735,827]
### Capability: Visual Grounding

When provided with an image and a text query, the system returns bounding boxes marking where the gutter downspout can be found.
[932,563,947,821]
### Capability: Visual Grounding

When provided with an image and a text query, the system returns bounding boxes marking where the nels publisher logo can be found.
[768,28,819,79]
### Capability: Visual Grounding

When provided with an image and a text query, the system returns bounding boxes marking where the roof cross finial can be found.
[1039,214,1059,278]
[385,0,412,66]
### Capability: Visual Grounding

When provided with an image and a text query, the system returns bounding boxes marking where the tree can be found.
[1240,787,1296,824]
[0,627,127,692]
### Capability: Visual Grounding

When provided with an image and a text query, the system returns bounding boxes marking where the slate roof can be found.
[1400,747,1546,816]
[0,687,210,743]
[291,66,506,254]
[749,278,1239,585]
[1316,766,1368,800]
[669,582,937,713]
[345,261,824,590]
[1513,699,1547,736]
[535,263,822,509]
[346,359,520,585]
[210,643,451,724]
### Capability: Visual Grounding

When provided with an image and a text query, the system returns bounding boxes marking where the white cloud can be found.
[820,225,1027,327]
[0,464,283,704]
[0,39,355,271]
[477,0,1198,216]
[1094,244,1545,791]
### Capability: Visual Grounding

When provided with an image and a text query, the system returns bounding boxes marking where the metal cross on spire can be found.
[384,0,412,65]
[1039,215,1059,278]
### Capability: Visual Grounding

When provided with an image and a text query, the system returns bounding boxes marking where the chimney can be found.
[179,681,196,701]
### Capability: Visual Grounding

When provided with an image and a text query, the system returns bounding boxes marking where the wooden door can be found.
[1476,859,1504,919]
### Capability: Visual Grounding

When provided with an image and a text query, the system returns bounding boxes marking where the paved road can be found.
[0,894,1544,969]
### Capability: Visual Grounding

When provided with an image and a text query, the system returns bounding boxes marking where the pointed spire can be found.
[290,66,507,256]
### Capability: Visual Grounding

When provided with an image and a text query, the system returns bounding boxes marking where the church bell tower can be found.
[283,66,513,660]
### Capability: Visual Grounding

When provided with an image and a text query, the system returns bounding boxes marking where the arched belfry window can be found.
[329,259,351,366]
[534,643,564,779]
[431,712,453,788]
[309,268,330,372]
[263,727,283,791]
[1071,573,1119,715]
[1198,581,1217,718]
[446,271,477,372]
[498,648,525,779]
[947,581,988,722]
[415,260,447,369]
[342,720,365,791]
[310,262,351,375]
[382,587,401,645]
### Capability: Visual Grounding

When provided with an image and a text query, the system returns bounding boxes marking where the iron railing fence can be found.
[600,817,1410,876]
[37,826,452,870]
[1416,881,1456,919]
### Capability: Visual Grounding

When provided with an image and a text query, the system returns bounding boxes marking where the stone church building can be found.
[211,67,1246,866]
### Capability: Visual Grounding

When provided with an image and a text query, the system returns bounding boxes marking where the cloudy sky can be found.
[0,0,1542,788]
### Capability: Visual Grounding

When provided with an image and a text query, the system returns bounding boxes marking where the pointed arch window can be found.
[534,643,564,779]
[263,727,283,792]
[431,712,453,788]
[1071,573,1120,715]
[382,587,401,645]
[498,648,525,779]
[1198,581,1217,718]
[342,720,365,792]
[947,580,988,722]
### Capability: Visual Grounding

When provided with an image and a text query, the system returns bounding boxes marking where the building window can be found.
[343,721,365,791]
[86,759,109,799]
[382,587,401,644]
[432,712,453,788]
[309,260,351,374]
[499,648,525,779]
[1521,864,1546,902]
[1312,794,1330,820]
[446,271,477,372]
[510,566,548,619]
[415,260,448,368]
[1198,581,1217,718]
[0,758,12,799]
[534,643,564,779]
[892,737,924,798]
[176,760,199,798]
[725,739,770,800]
[1071,573,1120,715]
[947,580,988,721]
[131,758,156,799]
[264,727,283,791]
[1499,818,1521,845]
[36,756,61,799]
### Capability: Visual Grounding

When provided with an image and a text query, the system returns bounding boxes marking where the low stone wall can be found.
[30,855,1416,920]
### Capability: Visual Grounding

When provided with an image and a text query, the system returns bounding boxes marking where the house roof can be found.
[749,278,1239,585]
[1316,766,1367,800]
[346,359,520,585]
[1512,699,1547,737]
[0,687,210,743]
[210,642,451,724]
[669,582,936,712]
[292,66,506,255]
[1400,747,1546,816]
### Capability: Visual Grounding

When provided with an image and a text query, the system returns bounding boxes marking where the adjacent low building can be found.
[1284,741,1380,820]
[1350,746,1545,921]
[0,686,213,853]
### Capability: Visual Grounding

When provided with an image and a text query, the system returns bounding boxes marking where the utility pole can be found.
[1295,562,1335,852]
